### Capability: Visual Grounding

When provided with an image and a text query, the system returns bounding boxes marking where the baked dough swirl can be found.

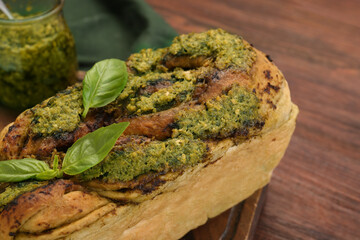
[0,29,298,240]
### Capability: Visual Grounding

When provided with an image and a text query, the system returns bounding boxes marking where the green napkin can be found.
[64,0,177,69]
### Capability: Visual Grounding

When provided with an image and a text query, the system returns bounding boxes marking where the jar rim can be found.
[0,0,64,24]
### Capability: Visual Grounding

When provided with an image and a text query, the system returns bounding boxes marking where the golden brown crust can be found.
[15,203,116,240]
[19,191,109,233]
[0,180,79,239]
[0,123,11,153]
[0,110,33,160]
[197,70,250,103]
[248,48,294,137]
[0,180,114,240]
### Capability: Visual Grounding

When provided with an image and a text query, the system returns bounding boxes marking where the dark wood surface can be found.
[181,187,267,240]
[145,0,360,239]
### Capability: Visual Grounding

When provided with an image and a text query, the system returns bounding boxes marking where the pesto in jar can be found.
[0,7,77,110]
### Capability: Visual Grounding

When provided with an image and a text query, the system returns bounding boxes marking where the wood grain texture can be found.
[145,0,360,239]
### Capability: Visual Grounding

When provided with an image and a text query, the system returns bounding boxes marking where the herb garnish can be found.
[82,59,128,118]
[62,122,129,175]
[0,58,130,182]
[0,122,129,182]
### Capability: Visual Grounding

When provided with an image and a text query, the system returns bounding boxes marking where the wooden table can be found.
[144,0,360,239]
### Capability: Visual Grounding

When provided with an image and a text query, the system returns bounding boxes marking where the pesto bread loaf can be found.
[0,29,298,239]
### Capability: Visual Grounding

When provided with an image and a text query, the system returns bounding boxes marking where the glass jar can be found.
[0,0,77,109]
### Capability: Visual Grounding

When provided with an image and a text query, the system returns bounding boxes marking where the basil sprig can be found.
[0,59,129,182]
[82,59,128,118]
[0,122,129,183]
[62,122,129,175]
[0,159,54,182]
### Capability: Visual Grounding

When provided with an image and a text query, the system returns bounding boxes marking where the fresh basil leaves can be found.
[0,59,129,182]
[0,122,129,182]
[62,122,129,175]
[0,159,51,182]
[35,155,63,180]
[82,59,128,118]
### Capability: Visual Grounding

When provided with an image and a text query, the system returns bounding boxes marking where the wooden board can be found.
[182,187,267,240]
[145,0,360,239]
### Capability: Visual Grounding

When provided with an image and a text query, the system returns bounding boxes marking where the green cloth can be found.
[64,0,177,69]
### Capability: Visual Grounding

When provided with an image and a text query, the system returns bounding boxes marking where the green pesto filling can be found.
[173,85,262,139]
[80,138,207,182]
[0,12,77,109]
[168,29,256,72]
[119,68,209,115]
[119,68,201,100]
[120,29,256,115]
[127,48,167,74]
[30,85,83,136]
[0,181,47,211]
[127,80,194,114]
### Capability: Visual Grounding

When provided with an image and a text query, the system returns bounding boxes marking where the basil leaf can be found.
[35,169,59,181]
[53,155,59,170]
[62,122,129,175]
[82,59,128,118]
[0,159,51,182]
[35,156,63,180]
